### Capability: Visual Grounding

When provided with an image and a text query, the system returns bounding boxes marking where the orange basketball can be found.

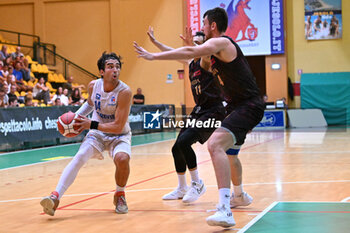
[57,111,81,137]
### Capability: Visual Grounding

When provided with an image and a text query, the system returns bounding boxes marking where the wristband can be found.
[90,120,99,130]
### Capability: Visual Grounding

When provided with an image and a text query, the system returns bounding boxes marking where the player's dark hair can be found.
[97,52,123,77]
[203,7,228,33]
[195,31,205,39]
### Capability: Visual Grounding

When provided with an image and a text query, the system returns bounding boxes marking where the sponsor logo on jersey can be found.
[108,96,117,106]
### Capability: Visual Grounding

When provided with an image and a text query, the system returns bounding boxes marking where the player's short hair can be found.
[203,7,228,33]
[97,51,123,72]
[195,31,205,39]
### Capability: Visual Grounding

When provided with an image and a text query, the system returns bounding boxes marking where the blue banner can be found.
[255,110,286,129]
[270,0,284,54]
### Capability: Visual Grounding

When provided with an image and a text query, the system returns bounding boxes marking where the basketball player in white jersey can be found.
[40,52,132,216]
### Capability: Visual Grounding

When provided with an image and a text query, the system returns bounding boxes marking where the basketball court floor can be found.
[1,129,350,232]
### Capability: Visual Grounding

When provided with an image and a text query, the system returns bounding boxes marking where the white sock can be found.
[189,169,200,183]
[177,173,187,190]
[116,185,125,193]
[55,145,97,199]
[233,184,243,197]
[218,188,231,208]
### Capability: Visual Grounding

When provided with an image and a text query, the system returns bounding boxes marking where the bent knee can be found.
[114,152,130,165]
[207,137,222,155]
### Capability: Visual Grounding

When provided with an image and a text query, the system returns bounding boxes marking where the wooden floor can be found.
[1,129,350,232]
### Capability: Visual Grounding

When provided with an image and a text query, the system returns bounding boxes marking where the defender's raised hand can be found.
[180,26,194,46]
[133,41,154,60]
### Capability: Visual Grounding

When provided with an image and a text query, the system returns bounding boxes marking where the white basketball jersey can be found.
[91,79,131,134]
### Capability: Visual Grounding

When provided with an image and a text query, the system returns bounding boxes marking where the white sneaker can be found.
[182,179,206,203]
[206,204,236,228]
[162,187,188,200]
[230,192,253,208]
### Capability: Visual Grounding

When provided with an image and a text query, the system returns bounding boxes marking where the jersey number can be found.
[95,100,101,111]
[195,85,202,95]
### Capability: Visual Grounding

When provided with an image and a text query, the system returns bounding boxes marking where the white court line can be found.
[0,132,176,157]
[237,202,278,233]
[2,179,350,204]
[341,197,350,202]
[239,151,350,154]
[0,142,81,156]
[1,157,74,171]
[0,138,176,171]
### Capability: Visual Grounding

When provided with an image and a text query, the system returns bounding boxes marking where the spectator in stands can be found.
[21,58,31,82]
[5,56,13,66]
[51,86,69,106]
[0,63,9,81]
[7,85,20,103]
[8,75,19,94]
[11,46,24,60]
[24,94,36,107]
[54,98,63,106]
[63,76,85,97]
[33,77,50,105]
[133,88,145,105]
[0,45,9,61]
[8,96,18,107]
[13,61,32,92]
[70,88,83,106]
[63,88,70,105]
[0,87,8,107]
[0,61,6,84]
[2,82,9,94]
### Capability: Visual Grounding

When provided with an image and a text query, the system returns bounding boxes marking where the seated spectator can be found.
[8,96,18,107]
[7,84,21,103]
[51,86,69,106]
[0,45,9,61]
[70,88,83,105]
[11,46,24,60]
[133,88,145,105]
[13,61,32,92]
[21,58,31,82]
[0,61,7,84]
[54,98,63,106]
[63,76,85,97]
[33,77,50,105]
[0,87,8,107]
[2,82,9,94]
[24,94,36,107]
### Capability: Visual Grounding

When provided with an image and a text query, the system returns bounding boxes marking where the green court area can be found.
[0,131,176,170]
[240,202,350,233]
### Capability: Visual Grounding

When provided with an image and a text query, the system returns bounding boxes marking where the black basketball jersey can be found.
[210,36,261,106]
[189,59,223,108]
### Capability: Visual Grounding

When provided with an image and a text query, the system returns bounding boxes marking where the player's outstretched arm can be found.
[147,26,174,52]
[134,37,229,61]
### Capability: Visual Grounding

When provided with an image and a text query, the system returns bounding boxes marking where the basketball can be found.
[57,111,81,137]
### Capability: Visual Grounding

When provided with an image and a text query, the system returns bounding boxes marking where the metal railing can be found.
[0,29,98,82]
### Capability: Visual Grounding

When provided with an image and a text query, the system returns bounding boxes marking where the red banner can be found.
[187,0,201,34]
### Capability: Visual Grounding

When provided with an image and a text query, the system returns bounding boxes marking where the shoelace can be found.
[117,196,126,206]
